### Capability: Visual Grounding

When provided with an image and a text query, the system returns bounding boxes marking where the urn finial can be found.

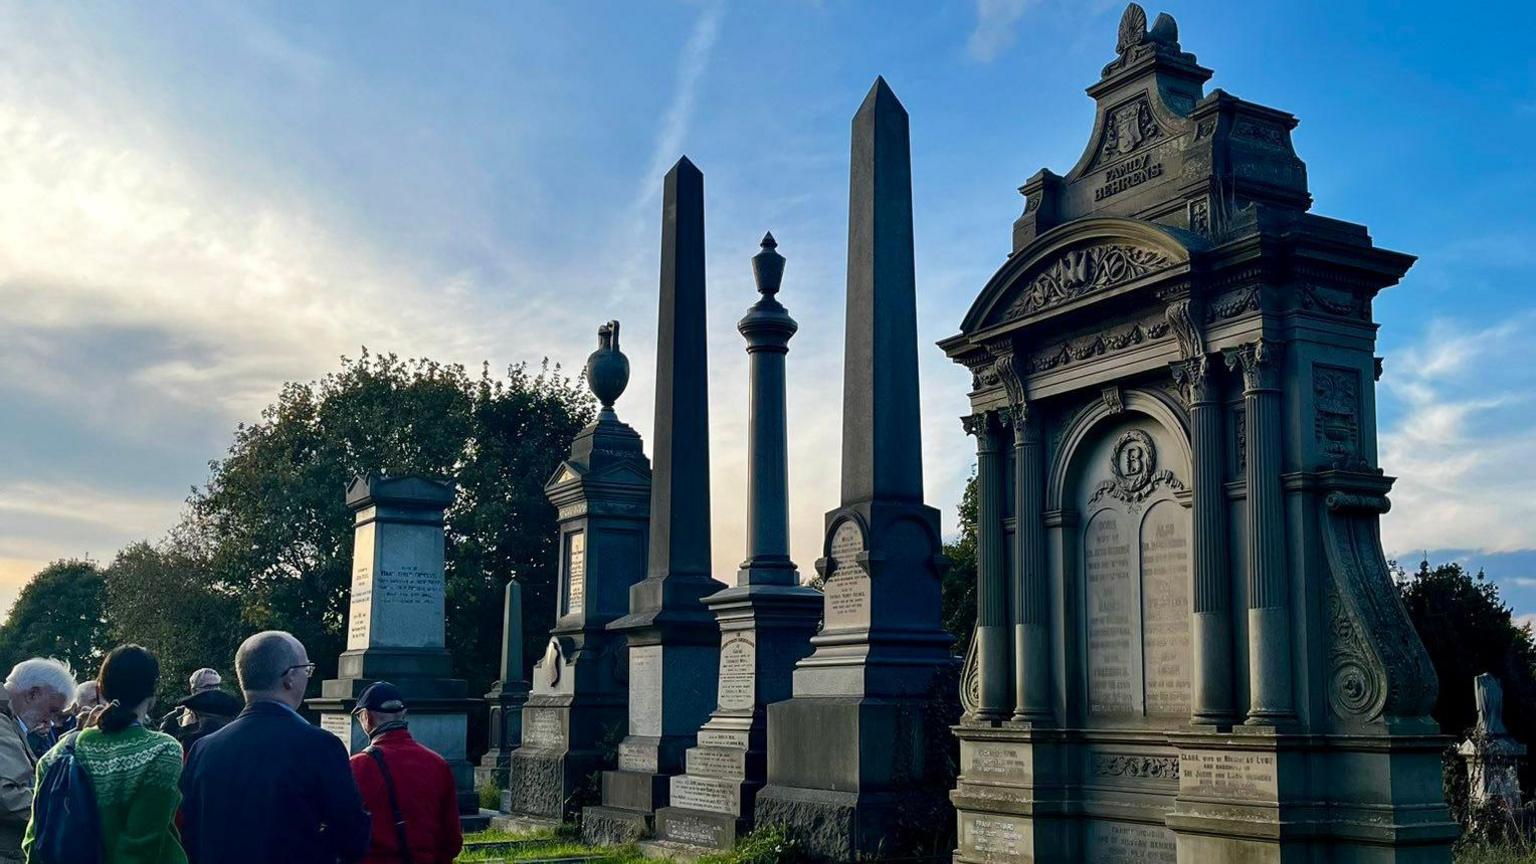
[585,319,629,412]
[752,232,785,298]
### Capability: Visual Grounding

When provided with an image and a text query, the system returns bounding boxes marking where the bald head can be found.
[236,631,311,707]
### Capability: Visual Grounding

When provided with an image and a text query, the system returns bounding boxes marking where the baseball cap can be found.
[353,681,407,714]
[189,668,222,693]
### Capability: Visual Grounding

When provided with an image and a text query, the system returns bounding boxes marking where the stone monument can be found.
[500,320,652,828]
[476,577,530,791]
[583,157,722,844]
[939,5,1454,862]
[753,78,959,862]
[1458,674,1526,818]
[653,234,823,852]
[310,474,487,826]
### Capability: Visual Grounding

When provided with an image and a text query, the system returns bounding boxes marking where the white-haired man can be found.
[0,658,76,859]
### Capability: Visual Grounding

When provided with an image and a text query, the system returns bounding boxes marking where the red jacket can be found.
[348,727,464,864]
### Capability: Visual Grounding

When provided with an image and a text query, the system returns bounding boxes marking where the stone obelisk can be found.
[753,78,957,862]
[476,578,529,790]
[653,235,823,851]
[583,157,722,844]
[498,321,651,829]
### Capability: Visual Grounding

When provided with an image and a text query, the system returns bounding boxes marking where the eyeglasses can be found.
[283,663,317,678]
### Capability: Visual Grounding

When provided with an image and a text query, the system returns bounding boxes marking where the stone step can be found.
[667,773,745,814]
[683,745,747,778]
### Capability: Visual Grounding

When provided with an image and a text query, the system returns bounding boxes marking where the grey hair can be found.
[235,631,302,694]
[5,658,78,702]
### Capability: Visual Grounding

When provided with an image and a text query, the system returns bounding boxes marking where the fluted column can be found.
[1172,354,1234,725]
[1225,339,1294,724]
[1010,399,1051,721]
[738,234,798,585]
[964,410,1010,720]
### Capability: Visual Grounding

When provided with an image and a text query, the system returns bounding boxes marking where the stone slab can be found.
[653,806,746,852]
[582,805,654,845]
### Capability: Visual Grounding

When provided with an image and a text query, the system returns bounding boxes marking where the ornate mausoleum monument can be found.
[754,79,959,861]
[583,157,723,843]
[940,5,1453,862]
[502,321,652,826]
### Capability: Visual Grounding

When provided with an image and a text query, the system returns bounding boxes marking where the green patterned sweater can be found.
[22,725,188,864]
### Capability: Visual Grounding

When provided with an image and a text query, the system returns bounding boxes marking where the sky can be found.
[1,1,1534,626]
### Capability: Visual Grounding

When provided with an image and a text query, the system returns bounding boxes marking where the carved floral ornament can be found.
[1003,243,1174,321]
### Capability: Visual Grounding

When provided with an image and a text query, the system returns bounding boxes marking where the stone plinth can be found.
[503,321,652,825]
[308,474,485,824]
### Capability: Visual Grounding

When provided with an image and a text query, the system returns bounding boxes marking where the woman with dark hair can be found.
[23,645,187,863]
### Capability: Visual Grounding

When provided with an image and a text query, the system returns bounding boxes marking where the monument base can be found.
[582,804,655,845]
[756,695,956,861]
[655,806,750,851]
[502,689,627,822]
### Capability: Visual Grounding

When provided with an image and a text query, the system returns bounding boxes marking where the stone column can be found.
[1173,354,1234,725]
[1225,339,1293,724]
[1010,400,1052,721]
[963,410,1009,721]
[653,233,822,852]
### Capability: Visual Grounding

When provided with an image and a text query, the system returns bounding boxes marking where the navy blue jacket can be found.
[180,701,372,864]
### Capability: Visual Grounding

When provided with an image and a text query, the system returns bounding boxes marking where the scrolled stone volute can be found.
[585,319,629,412]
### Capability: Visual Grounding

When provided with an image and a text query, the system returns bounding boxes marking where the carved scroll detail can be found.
[1320,483,1438,723]
[959,629,981,717]
[1005,244,1174,320]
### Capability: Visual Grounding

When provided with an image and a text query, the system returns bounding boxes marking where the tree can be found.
[941,473,978,656]
[0,559,110,679]
[181,350,594,695]
[1397,560,1536,786]
[102,540,242,708]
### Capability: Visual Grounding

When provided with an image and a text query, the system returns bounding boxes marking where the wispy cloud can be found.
[1380,313,1536,557]
[968,0,1038,62]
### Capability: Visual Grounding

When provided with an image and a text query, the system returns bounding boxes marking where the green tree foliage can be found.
[102,540,242,708]
[0,559,110,680]
[181,351,594,693]
[941,473,978,656]
[1397,561,1536,771]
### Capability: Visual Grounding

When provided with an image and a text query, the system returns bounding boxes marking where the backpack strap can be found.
[365,746,415,864]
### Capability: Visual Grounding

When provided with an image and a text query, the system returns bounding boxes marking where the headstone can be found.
[939,5,1454,862]
[752,78,959,862]
[1458,674,1526,820]
[476,578,531,791]
[582,158,722,845]
[309,475,488,829]
[653,235,823,851]
[498,321,652,830]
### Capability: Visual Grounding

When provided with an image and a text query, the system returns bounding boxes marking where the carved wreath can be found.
[1089,429,1185,513]
[1094,753,1180,781]
[1005,244,1173,320]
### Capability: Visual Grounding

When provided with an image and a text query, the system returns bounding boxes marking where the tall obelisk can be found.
[583,156,722,844]
[753,78,957,862]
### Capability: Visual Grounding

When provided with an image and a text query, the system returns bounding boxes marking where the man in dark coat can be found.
[180,631,371,864]
[165,687,244,751]
[348,682,463,864]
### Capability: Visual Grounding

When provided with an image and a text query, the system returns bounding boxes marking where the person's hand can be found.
[81,704,108,730]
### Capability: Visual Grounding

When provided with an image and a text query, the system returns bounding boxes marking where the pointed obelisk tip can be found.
[858,75,906,118]
[760,232,777,250]
[669,154,702,178]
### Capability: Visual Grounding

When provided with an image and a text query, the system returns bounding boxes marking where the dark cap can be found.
[352,682,407,714]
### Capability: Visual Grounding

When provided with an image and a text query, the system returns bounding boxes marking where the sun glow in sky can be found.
[2,1,1534,621]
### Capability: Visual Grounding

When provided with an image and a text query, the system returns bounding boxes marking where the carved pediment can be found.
[1004,243,1174,321]
[1090,96,1166,170]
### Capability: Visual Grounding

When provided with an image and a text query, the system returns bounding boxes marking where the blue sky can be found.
[1,1,1533,623]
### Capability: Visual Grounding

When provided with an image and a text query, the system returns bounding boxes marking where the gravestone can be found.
[499,321,652,829]
[1458,674,1525,822]
[652,235,823,852]
[309,474,488,827]
[939,5,1453,862]
[476,578,530,791]
[753,78,959,862]
[582,158,722,844]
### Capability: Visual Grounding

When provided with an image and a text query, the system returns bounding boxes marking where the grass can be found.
[1457,846,1536,864]
[457,824,804,864]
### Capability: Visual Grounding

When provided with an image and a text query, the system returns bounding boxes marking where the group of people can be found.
[0,631,465,863]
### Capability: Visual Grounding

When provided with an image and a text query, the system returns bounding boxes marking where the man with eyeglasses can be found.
[179,631,372,864]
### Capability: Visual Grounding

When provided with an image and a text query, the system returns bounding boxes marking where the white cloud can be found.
[968,0,1038,62]
[1380,314,1536,557]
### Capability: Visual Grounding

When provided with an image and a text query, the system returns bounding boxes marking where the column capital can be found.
[1170,353,1219,405]
[961,410,1004,449]
[1224,338,1285,392]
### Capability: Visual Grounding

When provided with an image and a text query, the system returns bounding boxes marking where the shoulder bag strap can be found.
[366,746,415,864]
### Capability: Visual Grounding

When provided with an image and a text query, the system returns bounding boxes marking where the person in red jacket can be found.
[348,682,463,864]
